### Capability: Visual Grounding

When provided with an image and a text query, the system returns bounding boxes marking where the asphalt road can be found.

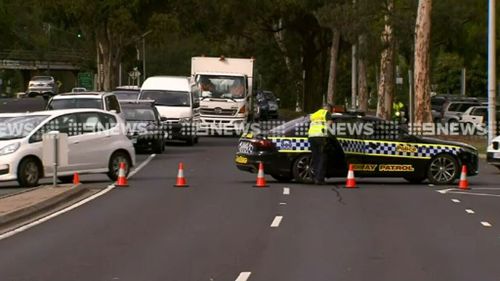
[0,137,500,281]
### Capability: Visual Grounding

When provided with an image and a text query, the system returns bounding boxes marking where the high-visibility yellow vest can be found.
[308,109,328,137]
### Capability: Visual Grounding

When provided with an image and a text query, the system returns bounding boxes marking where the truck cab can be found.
[191,57,254,135]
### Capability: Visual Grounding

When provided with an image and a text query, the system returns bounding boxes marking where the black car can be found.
[235,113,479,185]
[254,90,280,120]
[121,100,166,153]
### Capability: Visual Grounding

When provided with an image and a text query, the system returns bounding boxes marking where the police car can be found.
[235,114,479,185]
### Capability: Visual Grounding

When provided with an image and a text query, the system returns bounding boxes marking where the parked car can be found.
[27,76,57,98]
[113,86,140,101]
[254,90,280,120]
[120,100,167,154]
[431,95,481,123]
[46,92,125,121]
[440,100,481,124]
[0,109,135,186]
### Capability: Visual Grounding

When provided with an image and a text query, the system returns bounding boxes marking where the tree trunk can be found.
[376,0,395,120]
[414,0,433,124]
[273,19,302,111]
[357,34,368,112]
[327,29,341,105]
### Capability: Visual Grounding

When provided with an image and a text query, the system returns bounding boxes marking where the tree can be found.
[414,0,433,124]
[376,0,396,120]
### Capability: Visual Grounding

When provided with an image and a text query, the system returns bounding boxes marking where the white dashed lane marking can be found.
[465,209,475,214]
[481,221,492,227]
[235,272,251,281]
[270,216,283,228]
[283,187,290,195]
[451,199,461,203]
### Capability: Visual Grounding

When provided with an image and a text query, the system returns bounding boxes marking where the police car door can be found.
[329,117,366,177]
[363,119,417,176]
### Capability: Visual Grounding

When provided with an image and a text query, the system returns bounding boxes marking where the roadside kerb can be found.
[0,185,88,227]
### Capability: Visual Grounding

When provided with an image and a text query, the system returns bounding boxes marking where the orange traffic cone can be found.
[115,162,129,187]
[345,164,357,188]
[73,172,80,185]
[174,162,189,187]
[254,162,269,188]
[458,165,469,190]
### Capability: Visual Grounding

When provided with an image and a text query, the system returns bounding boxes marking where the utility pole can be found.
[488,0,497,144]
[351,0,357,109]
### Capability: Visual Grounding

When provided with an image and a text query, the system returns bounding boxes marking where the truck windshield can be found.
[196,75,246,100]
[140,90,190,107]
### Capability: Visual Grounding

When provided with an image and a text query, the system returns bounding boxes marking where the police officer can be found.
[308,104,334,185]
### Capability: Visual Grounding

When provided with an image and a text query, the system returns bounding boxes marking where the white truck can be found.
[191,56,254,134]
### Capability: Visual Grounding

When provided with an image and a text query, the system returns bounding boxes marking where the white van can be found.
[139,76,200,145]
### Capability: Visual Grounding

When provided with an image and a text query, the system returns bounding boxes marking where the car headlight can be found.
[0,143,20,156]
[180,117,192,123]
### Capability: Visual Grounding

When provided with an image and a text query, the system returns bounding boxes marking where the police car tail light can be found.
[252,139,275,150]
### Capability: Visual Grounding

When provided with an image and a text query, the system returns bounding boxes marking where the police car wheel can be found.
[427,154,459,185]
[292,154,314,183]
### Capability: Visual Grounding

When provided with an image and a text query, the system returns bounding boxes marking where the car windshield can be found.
[0,115,49,140]
[140,90,190,107]
[113,91,139,101]
[123,107,156,121]
[196,75,246,99]
[47,99,103,110]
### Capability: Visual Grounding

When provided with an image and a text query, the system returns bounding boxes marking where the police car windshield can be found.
[268,116,309,136]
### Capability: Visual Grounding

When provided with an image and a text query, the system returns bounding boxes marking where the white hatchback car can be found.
[0,109,135,186]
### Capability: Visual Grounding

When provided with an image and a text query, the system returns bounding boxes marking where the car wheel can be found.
[427,154,459,185]
[495,165,500,171]
[271,173,293,183]
[292,154,314,184]
[58,176,74,184]
[107,151,131,181]
[186,137,195,146]
[17,157,41,187]
[403,175,427,184]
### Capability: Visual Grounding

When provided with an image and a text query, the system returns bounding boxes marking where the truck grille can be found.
[200,108,237,116]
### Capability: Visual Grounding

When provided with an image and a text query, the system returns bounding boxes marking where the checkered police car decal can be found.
[269,137,462,159]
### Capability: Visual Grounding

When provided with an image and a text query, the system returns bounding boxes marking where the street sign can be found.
[78,72,94,90]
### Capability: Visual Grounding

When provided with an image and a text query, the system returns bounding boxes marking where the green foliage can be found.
[0,0,495,105]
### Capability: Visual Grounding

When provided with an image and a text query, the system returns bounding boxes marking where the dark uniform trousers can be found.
[309,136,328,183]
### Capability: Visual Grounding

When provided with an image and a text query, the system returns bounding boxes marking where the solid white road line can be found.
[279,202,287,205]
[465,209,475,214]
[0,154,156,241]
[481,221,492,227]
[235,272,251,281]
[283,187,290,195]
[270,216,283,228]
[128,154,156,178]
[451,199,461,203]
